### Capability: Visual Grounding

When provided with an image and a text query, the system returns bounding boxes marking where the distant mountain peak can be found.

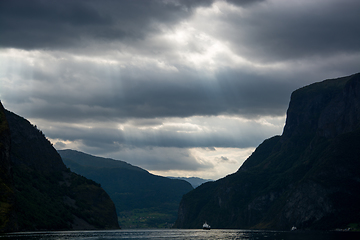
[167,176,213,188]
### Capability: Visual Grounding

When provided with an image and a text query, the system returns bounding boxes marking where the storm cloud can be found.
[1,0,359,179]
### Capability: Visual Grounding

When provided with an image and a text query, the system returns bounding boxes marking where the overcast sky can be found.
[1,0,359,179]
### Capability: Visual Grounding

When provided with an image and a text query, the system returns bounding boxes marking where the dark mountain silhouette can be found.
[0,103,119,232]
[58,149,193,228]
[174,72,360,230]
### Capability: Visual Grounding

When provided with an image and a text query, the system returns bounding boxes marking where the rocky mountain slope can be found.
[0,103,119,232]
[174,72,360,230]
[58,149,193,228]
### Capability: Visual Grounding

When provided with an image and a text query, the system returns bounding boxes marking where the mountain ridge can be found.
[58,149,193,228]
[59,149,147,172]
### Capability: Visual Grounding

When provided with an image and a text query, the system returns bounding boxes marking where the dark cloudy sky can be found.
[1,0,359,179]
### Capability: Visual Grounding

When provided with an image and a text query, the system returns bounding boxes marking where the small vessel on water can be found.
[203,222,211,230]
[291,226,297,231]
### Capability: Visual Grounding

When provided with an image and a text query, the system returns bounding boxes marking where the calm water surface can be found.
[1,229,360,240]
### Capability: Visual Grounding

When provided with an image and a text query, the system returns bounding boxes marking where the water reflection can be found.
[1,229,360,240]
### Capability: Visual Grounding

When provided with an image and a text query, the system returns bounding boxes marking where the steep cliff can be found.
[0,104,119,232]
[174,72,360,230]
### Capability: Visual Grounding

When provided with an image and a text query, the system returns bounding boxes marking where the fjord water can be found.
[2,229,360,240]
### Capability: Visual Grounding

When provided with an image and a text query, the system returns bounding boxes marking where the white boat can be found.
[291,226,297,231]
[203,222,211,230]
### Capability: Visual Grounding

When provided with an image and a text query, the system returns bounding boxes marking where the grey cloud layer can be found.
[1,0,258,50]
[188,0,360,63]
[2,49,294,121]
[2,0,359,124]
[4,0,358,62]
[0,0,199,49]
[1,0,359,177]
[42,116,282,150]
